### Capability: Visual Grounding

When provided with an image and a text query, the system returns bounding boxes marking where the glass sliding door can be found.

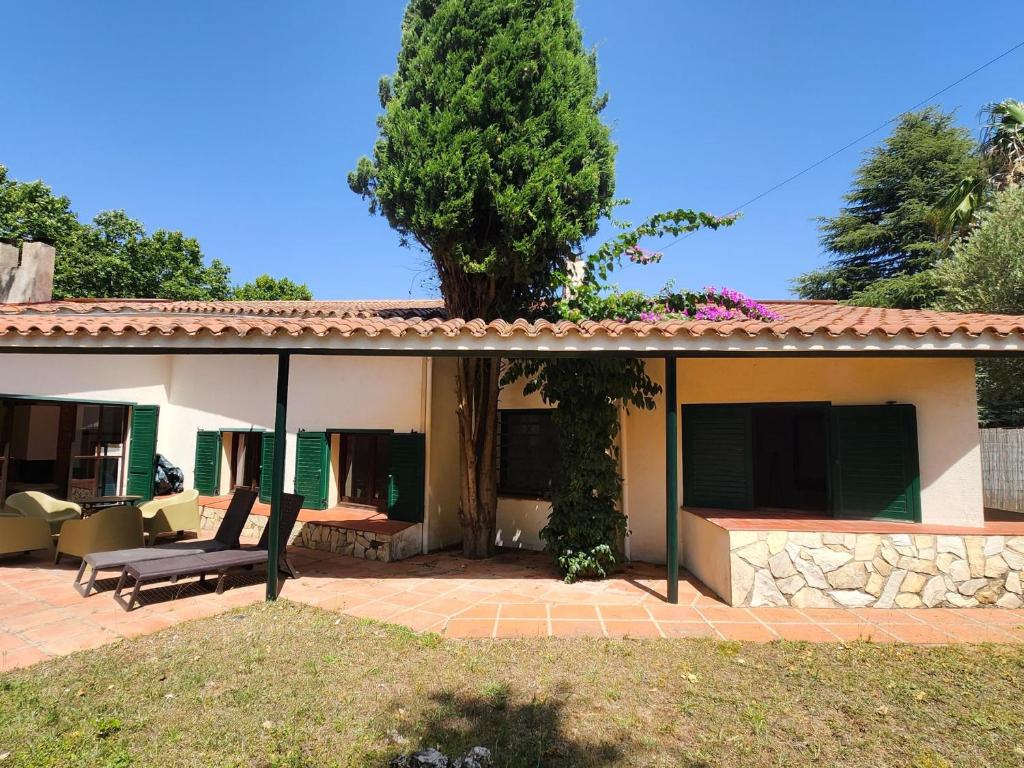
[68,404,129,501]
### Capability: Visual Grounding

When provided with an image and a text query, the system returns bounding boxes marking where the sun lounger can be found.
[112,492,302,611]
[72,488,258,597]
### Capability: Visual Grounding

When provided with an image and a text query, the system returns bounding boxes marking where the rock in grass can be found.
[390,746,492,768]
[390,748,448,768]
[453,746,492,767]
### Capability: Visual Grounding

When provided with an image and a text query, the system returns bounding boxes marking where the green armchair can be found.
[0,513,54,557]
[4,491,82,534]
[55,504,144,564]
[138,489,200,544]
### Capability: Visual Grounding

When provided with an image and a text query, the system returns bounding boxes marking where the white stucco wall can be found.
[1,353,429,498]
[425,357,462,551]
[2,352,985,563]
[162,354,427,492]
[1,354,172,407]
[624,357,986,564]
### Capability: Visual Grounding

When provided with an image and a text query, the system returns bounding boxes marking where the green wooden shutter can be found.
[126,405,160,501]
[682,405,754,510]
[386,432,426,523]
[259,432,275,503]
[294,431,329,510]
[193,430,222,496]
[831,404,921,522]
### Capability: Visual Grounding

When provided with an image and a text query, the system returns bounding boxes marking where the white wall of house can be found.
[0,352,434,505]
[425,357,463,551]
[623,357,986,564]
[2,352,987,566]
[162,354,427,494]
[1,354,172,408]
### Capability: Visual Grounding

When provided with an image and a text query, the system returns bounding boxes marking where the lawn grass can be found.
[1,601,1023,767]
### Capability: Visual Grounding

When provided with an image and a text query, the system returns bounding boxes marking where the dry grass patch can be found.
[1,601,1023,767]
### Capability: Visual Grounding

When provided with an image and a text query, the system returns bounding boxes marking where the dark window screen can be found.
[499,410,559,498]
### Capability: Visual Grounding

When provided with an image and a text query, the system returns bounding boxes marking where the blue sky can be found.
[2,1,1021,300]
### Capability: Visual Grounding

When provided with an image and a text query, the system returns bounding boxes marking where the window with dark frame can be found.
[498,409,559,498]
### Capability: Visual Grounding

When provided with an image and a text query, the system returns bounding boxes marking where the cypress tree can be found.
[350,0,616,556]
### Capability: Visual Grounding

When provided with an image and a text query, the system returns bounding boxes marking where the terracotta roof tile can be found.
[0,298,1023,343]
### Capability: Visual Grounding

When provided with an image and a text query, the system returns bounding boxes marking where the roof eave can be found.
[0,328,1021,357]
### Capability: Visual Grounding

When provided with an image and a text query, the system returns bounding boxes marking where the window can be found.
[499,409,559,498]
[681,402,921,521]
[337,433,389,510]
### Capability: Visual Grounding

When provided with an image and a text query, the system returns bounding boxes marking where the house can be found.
[2,247,1024,610]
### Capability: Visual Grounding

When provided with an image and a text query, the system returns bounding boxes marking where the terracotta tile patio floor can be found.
[3,543,1023,671]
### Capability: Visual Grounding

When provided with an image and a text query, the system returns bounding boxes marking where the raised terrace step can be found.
[684,507,1024,610]
[198,496,422,562]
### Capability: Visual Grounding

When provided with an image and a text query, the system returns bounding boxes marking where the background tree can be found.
[934,98,1024,236]
[2,163,309,301]
[54,210,232,300]
[232,274,313,301]
[349,0,616,557]
[793,108,979,308]
[0,165,80,246]
[937,186,1024,426]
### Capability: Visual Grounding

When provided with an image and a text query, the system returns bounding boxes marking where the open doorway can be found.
[0,398,129,501]
[228,431,263,492]
[337,432,389,511]
[752,405,828,511]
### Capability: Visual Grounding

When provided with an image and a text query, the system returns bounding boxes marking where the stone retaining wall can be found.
[729,530,1024,609]
[199,506,423,563]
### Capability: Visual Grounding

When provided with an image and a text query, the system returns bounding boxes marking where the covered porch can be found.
[3,298,1024,613]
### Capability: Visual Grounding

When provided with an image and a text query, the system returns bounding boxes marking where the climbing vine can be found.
[507,209,779,582]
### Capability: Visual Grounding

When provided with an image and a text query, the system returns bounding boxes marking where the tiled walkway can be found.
[2,545,1023,672]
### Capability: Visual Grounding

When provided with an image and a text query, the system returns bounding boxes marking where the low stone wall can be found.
[199,506,423,563]
[729,530,1024,609]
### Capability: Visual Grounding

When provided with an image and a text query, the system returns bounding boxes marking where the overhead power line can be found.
[656,38,1024,254]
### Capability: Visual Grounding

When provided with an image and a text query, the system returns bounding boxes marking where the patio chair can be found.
[4,491,82,535]
[54,504,145,564]
[112,492,303,612]
[138,489,200,544]
[0,514,54,558]
[72,488,258,597]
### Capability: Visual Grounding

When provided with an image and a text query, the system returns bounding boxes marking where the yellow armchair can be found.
[55,505,144,564]
[0,514,54,557]
[4,491,82,535]
[138,489,200,544]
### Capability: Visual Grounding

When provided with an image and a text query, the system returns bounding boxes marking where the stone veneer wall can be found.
[729,530,1024,609]
[199,506,423,563]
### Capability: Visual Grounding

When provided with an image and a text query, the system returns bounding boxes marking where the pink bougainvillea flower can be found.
[625,245,663,265]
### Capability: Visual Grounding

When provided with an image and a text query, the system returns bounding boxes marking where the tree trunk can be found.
[455,355,499,558]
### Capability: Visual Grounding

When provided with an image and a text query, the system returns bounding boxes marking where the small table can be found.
[77,495,143,515]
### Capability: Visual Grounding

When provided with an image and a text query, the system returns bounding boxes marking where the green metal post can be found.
[665,355,679,604]
[266,353,290,601]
